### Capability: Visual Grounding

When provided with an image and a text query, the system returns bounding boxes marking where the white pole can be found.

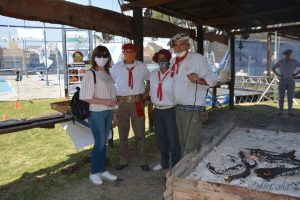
[43,23,49,86]
[247,56,251,76]
[274,31,278,61]
[61,25,68,97]
[56,43,62,98]
[17,78,20,101]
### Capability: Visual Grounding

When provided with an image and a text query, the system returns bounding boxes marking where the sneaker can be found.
[99,171,118,181]
[89,173,103,185]
[152,164,162,171]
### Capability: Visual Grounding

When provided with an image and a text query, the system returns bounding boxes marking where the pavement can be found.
[0,75,65,101]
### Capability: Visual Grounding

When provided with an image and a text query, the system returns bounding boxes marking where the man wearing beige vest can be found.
[111,43,150,171]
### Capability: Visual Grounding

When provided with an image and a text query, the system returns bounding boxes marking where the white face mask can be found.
[95,57,108,67]
[175,51,187,58]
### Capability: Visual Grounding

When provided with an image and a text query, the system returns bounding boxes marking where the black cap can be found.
[283,49,292,55]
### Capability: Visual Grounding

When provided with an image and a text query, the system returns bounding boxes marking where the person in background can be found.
[80,46,118,185]
[168,33,218,157]
[72,51,84,63]
[15,69,22,81]
[272,49,300,116]
[150,49,181,171]
[111,43,151,171]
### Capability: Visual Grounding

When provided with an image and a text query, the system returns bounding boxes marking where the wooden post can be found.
[132,7,144,61]
[229,34,235,109]
[267,32,272,78]
[212,87,217,108]
[196,25,204,54]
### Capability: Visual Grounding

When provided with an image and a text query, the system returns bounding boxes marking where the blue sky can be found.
[0,0,123,41]
[0,0,121,26]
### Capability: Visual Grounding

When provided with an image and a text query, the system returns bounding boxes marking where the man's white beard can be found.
[175,51,187,58]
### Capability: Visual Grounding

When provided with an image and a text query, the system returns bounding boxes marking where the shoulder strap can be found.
[90,69,96,84]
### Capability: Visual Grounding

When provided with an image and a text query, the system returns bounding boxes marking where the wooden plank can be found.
[172,178,300,200]
[0,114,72,134]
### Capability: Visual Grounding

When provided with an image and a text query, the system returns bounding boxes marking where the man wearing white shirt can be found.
[110,43,150,171]
[168,34,218,156]
[150,49,181,171]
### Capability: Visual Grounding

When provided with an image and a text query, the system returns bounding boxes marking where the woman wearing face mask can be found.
[150,49,181,171]
[80,46,118,185]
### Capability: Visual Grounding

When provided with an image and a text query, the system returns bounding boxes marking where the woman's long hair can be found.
[91,46,112,74]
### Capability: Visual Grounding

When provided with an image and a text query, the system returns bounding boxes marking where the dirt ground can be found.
[1,103,300,200]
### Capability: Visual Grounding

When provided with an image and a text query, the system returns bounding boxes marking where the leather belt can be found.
[177,105,206,112]
[154,105,175,110]
[117,95,142,103]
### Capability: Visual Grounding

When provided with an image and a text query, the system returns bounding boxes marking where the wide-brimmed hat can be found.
[283,49,292,55]
[168,33,190,47]
[152,49,172,63]
[122,43,138,52]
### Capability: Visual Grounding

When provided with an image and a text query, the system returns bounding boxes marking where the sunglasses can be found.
[96,52,109,58]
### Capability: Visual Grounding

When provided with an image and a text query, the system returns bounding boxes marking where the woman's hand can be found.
[103,99,117,107]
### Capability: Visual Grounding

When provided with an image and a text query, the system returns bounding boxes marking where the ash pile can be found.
[187,128,300,197]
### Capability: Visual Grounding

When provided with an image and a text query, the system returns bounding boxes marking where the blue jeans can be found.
[278,79,295,113]
[153,108,181,168]
[88,110,113,174]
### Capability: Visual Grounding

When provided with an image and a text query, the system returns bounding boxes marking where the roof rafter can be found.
[231,24,300,35]
[121,0,178,11]
[205,6,300,25]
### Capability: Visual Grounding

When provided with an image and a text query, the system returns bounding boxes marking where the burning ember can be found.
[187,128,300,197]
[207,149,300,182]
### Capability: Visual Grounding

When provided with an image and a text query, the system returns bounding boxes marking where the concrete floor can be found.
[0,75,65,101]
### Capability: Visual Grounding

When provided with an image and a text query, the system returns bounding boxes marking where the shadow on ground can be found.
[0,133,165,200]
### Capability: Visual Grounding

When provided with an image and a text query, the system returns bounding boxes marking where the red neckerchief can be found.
[157,70,170,101]
[126,65,136,89]
[170,52,188,78]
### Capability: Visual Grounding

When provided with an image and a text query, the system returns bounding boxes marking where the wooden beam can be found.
[229,34,235,110]
[121,0,178,11]
[0,114,72,134]
[203,32,228,45]
[133,7,144,61]
[143,18,195,38]
[155,6,205,24]
[276,33,300,41]
[0,0,132,38]
[231,24,300,35]
[0,0,197,40]
[214,0,247,16]
[266,32,272,77]
[196,25,204,54]
[205,6,300,26]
